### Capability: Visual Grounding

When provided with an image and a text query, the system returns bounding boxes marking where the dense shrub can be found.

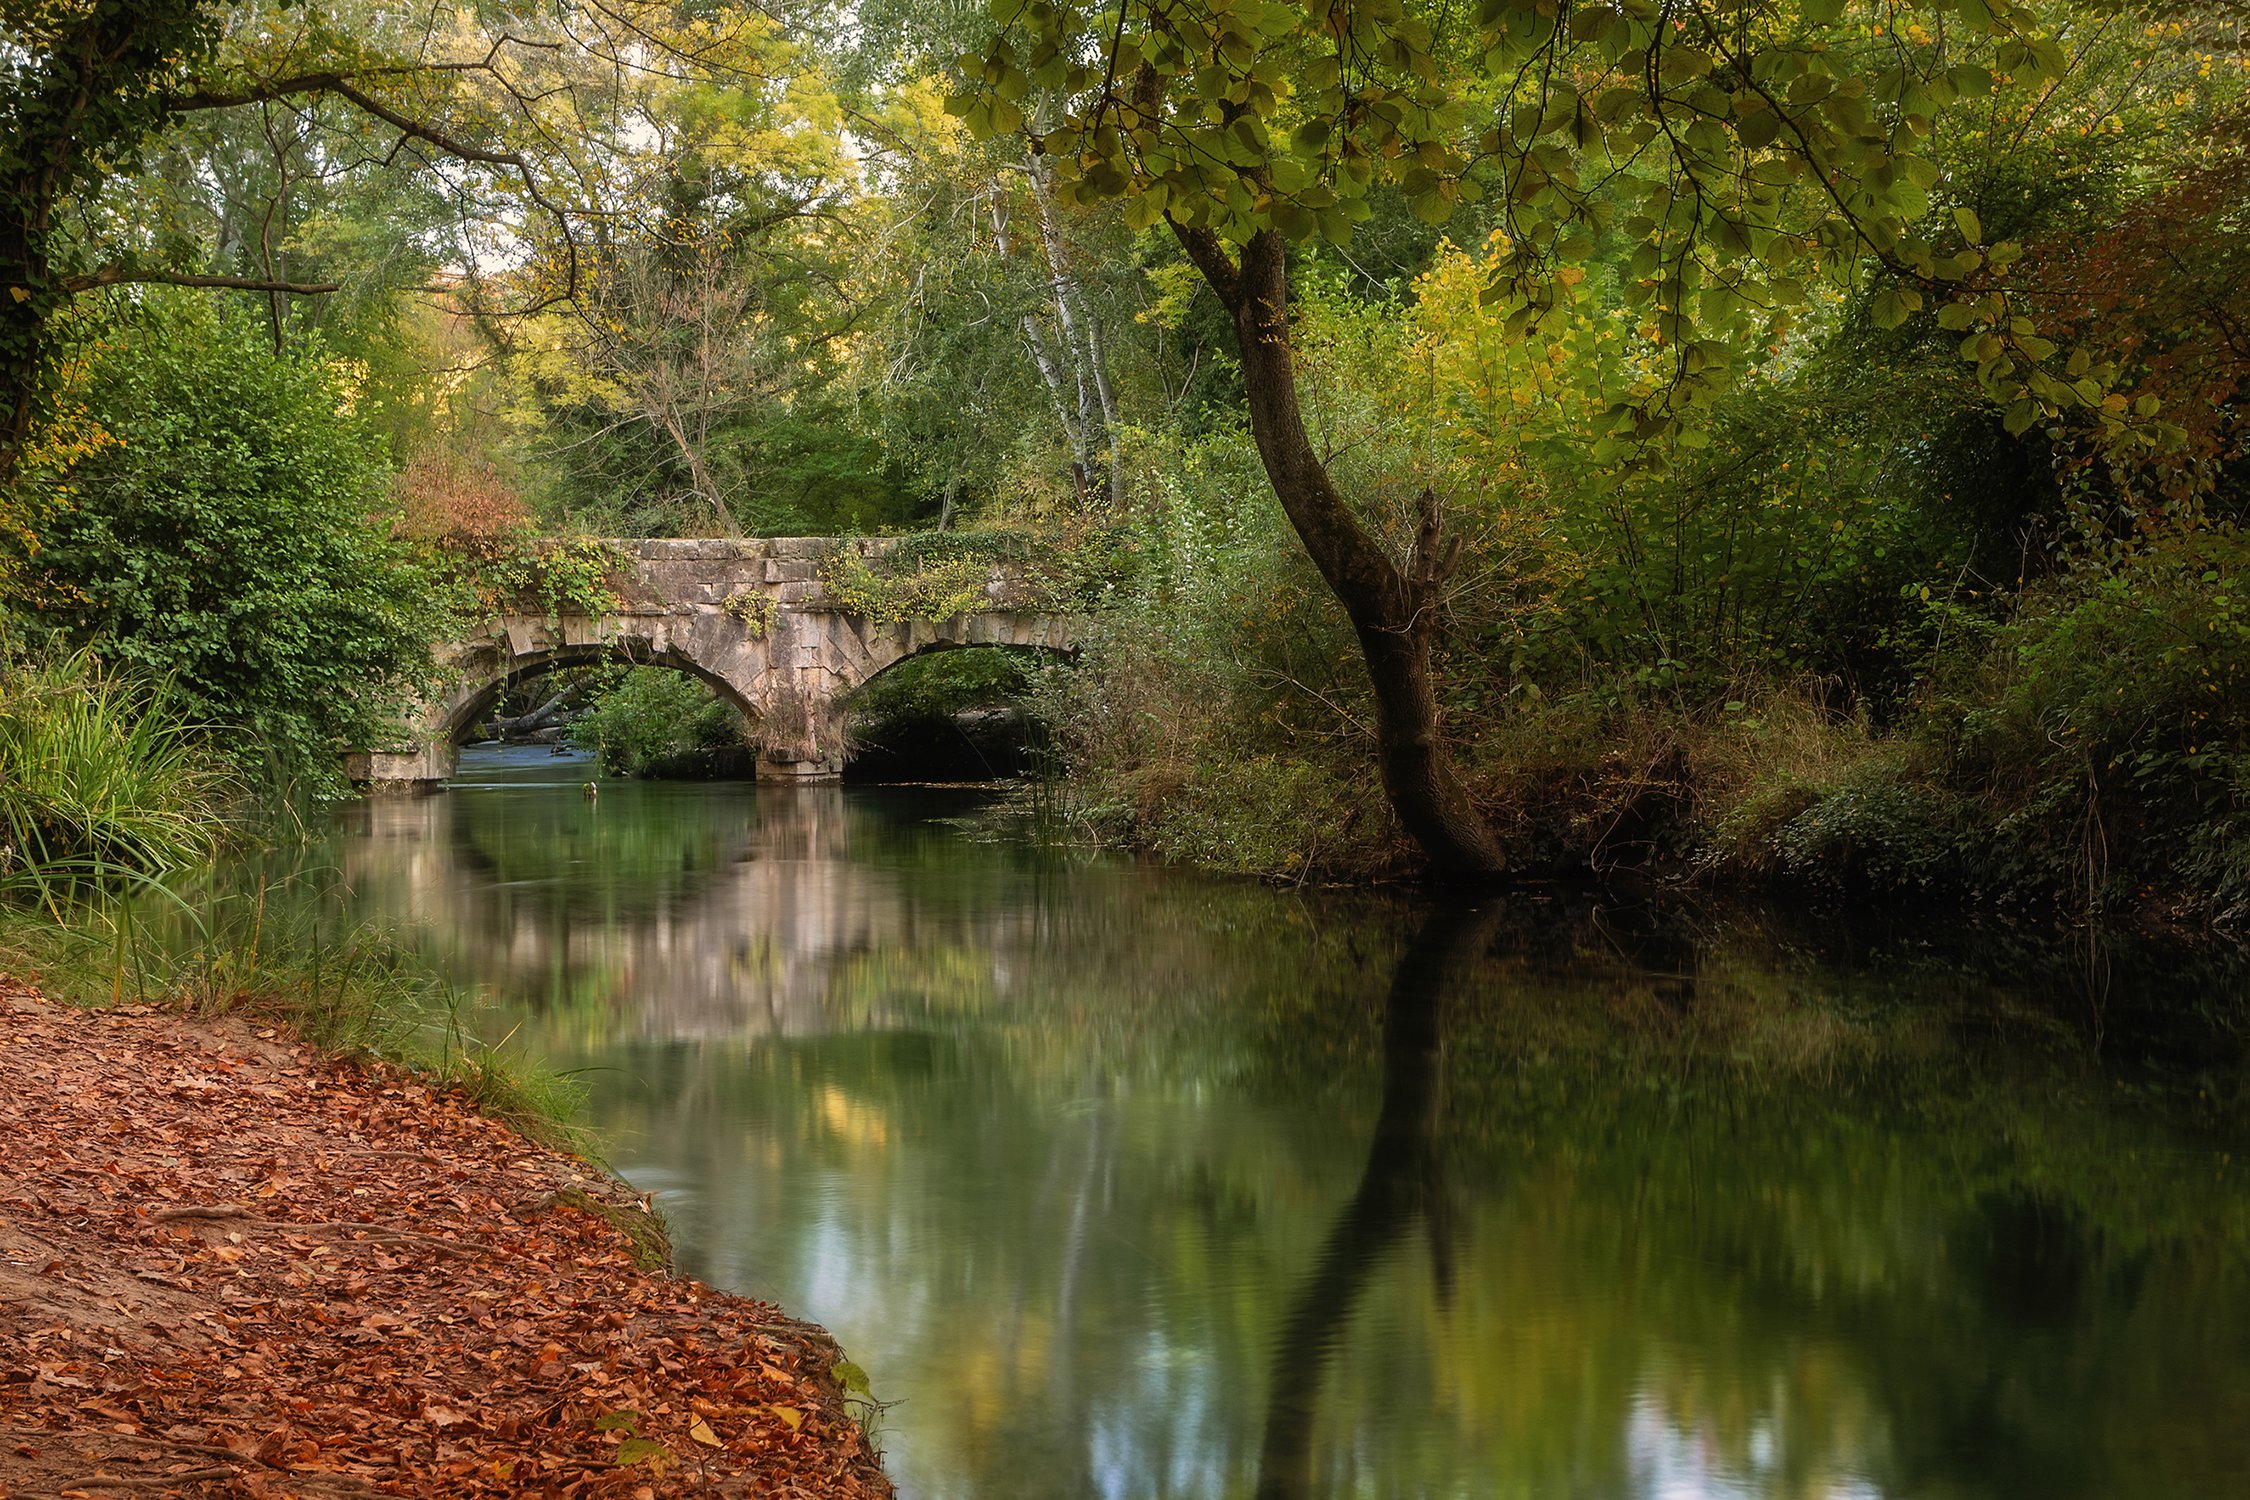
[1946,520,2250,916]
[23,298,442,796]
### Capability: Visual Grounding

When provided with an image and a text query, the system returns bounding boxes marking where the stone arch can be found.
[835,636,1077,781]
[828,613,1081,697]
[345,537,1085,788]
[355,610,771,785]
[773,613,1079,779]
[837,632,1079,705]
[435,641,758,750]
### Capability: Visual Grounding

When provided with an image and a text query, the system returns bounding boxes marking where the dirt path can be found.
[0,983,891,1499]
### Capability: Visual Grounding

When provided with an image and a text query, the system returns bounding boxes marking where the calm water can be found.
[293,745,2250,1498]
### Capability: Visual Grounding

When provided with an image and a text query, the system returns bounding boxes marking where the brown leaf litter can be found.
[0,981,890,1499]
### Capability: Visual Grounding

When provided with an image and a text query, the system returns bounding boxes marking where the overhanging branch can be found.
[61,268,341,296]
[168,68,579,308]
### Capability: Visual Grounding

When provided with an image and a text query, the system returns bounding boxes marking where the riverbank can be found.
[0,981,889,1499]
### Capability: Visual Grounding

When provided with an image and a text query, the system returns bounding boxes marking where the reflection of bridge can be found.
[336,782,1053,1040]
[349,538,1079,785]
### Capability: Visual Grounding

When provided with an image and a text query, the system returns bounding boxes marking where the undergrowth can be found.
[570,666,748,778]
[0,649,229,898]
[816,526,1135,623]
[0,878,587,1149]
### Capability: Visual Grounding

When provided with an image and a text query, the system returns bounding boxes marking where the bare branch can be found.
[61,268,340,296]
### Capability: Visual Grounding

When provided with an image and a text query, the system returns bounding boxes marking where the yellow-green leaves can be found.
[946,0,2099,438]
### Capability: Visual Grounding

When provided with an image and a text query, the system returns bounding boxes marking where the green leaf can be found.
[615,1438,671,1467]
[1952,207,1982,244]
[1948,64,1994,96]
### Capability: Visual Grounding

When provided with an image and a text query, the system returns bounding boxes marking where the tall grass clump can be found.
[0,649,228,896]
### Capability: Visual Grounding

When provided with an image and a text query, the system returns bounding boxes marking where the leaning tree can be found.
[951,0,2146,874]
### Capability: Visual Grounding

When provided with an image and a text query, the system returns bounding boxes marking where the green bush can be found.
[25,297,443,796]
[851,649,1030,728]
[0,649,226,894]
[570,667,746,777]
[1947,520,2250,915]
[1769,771,1972,896]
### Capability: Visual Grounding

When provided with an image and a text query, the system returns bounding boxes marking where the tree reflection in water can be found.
[1256,902,1493,1500]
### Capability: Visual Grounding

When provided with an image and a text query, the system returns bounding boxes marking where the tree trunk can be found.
[1027,153,1128,508]
[1171,224,1505,877]
[990,186,1094,502]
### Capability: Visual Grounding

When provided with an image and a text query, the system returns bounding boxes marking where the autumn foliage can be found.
[2038,107,2250,512]
[392,452,532,546]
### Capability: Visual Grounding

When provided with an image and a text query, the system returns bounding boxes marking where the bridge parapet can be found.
[349,536,1079,788]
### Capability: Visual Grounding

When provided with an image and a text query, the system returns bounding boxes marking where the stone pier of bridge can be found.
[347,537,1077,786]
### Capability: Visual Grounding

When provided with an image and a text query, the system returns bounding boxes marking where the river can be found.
[280,745,2250,1498]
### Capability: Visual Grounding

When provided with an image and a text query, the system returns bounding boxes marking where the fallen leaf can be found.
[614,1436,671,1469]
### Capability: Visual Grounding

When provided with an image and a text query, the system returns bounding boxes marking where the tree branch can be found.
[1165,216,1243,306]
[167,70,578,308]
[60,268,340,296]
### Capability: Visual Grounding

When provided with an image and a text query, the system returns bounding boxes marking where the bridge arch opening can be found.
[444,645,757,745]
[840,640,1074,783]
[447,646,759,780]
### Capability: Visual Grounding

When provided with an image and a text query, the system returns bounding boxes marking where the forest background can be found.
[0,0,2244,924]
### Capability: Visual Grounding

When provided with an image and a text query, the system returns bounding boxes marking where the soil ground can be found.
[0,982,891,1499]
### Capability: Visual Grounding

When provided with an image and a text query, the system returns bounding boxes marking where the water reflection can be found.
[1255,903,1486,1500]
[259,747,2250,1499]
[339,761,1050,1041]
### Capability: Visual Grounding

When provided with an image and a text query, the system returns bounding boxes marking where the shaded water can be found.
[296,745,2250,1498]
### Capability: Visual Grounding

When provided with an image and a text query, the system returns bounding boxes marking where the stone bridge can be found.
[348,538,1079,785]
